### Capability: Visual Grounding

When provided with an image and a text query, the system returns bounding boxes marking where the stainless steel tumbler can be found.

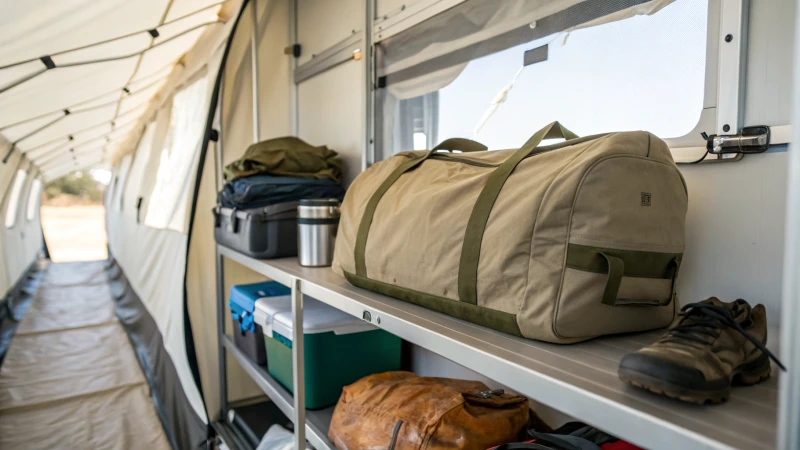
[297,199,340,267]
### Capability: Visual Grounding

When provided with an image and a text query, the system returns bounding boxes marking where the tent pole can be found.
[215,63,228,424]
[251,0,260,143]
[216,250,228,421]
[291,277,306,447]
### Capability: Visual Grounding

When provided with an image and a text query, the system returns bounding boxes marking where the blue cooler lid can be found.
[229,281,291,332]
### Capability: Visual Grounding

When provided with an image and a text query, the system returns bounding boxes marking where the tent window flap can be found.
[4,169,28,228]
[25,178,42,221]
[144,74,210,233]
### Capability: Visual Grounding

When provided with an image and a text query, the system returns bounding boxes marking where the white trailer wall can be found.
[296,0,366,186]
[679,0,795,323]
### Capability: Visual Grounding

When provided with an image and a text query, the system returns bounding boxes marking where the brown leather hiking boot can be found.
[618,297,785,404]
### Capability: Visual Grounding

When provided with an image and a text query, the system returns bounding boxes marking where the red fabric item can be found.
[601,440,643,450]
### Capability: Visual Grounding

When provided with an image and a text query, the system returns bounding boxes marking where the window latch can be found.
[706,126,771,155]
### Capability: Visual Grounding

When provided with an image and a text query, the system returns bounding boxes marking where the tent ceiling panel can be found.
[18,105,118,150]
[157,12,221,43]
[40,147,105,172]
[0,112,66,142]
[51,35,153,66]
[0,60,137,128]
[38,146,106,170]
[0,61,43,92]
[24,123,115,160]
[0,0,169,67]
[129,63,175,86]
[41,145,106,168]
[68,91,129,113]
[23,138,74,161]
[26,110,142,175]
[135,28,213,80]
[31,122,136,166]
[119,85,163,116]
[166,0,226,22]
[0,0,226,175]
[21,101,142,165]
[45,155,107,181]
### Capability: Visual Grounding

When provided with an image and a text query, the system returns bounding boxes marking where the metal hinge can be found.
[704,125,771,155]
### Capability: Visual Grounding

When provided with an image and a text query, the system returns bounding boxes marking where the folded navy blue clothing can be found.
[218,175,345,209]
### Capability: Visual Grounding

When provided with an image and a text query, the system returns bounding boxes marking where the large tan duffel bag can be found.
[332,122,687,343]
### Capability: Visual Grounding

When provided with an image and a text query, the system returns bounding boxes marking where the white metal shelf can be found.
[222,335,335,450]
[218,245,779,450]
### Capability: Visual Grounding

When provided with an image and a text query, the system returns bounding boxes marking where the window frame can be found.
[368,0,746,165]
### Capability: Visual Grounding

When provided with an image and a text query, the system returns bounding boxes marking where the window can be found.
[124,122,157,219]
[145,74,209,232]
[113,155,133,212]
[25,178,42,221]
[377,0,708,159]
[4,170,27,228]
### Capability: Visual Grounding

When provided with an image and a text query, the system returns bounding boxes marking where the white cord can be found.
[470,66,525,140]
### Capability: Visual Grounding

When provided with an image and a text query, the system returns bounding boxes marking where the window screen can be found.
[144,75,209,232]
[377,0,708,159]
[4,170,28,228]
[26,178,42,221]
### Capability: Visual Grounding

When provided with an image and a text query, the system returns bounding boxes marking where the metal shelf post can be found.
[291,277,306,447]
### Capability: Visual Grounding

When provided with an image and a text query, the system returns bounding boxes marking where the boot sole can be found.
[619,353,772,405]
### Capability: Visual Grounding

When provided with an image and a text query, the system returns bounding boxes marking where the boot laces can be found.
[667,302,786,371]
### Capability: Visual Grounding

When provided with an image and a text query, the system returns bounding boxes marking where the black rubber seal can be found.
[299,198,339,206]
[297,217,339,225]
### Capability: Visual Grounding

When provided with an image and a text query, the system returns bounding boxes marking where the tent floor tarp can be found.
[0,261,170,450]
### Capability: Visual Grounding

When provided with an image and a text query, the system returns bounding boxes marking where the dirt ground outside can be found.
[41,204,108,262]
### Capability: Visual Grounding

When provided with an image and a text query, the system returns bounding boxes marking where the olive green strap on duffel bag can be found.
[354,137,488,276]
[431,138,488,153]
[458,121,578,304]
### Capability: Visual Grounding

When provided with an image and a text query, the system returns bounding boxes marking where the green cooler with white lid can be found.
[254,295,401,409]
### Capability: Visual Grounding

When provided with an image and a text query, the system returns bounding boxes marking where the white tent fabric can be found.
[2,0,245,443]
[0,0,227,181]
[103,2,246,434]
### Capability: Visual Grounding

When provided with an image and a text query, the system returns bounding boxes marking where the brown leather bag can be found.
[328,372,539,450]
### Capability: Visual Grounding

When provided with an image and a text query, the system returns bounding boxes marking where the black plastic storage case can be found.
[214,202,298,259]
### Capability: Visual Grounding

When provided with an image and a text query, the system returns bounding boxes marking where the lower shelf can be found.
[218,245,780,450]
[223,335,335,450]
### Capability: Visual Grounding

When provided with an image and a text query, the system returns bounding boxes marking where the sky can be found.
[425,0,708,150]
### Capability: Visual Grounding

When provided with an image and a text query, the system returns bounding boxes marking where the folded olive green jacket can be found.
[224,136,343,182]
